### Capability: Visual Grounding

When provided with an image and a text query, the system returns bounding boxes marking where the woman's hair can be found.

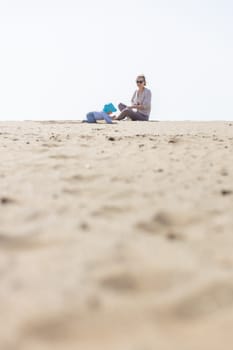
[137,75,146,85]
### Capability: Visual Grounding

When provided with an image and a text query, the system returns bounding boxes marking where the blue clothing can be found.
[86,111,113,124]
[103,103,117,114]
[86,112,96,123]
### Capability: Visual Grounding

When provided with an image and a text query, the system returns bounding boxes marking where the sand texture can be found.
[1,120,233,350]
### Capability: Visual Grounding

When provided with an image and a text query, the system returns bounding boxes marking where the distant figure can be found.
[82,103,117,124]
[115,75,151,121]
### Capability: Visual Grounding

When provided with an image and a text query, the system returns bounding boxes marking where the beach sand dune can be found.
[0,120,233,349]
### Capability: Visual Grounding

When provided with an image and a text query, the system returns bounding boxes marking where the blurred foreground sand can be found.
[1,120,233,350]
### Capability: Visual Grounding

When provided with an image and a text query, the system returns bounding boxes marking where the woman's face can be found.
[136,77,145,87]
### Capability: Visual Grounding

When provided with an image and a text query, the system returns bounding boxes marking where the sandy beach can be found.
[1,120,233,350]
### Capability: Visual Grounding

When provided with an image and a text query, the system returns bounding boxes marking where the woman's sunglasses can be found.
[136,80,144,84]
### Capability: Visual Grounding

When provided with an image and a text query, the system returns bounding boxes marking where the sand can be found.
[0,120,233,350]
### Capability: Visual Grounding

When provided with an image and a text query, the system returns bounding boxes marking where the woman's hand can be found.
[133,104,143,110]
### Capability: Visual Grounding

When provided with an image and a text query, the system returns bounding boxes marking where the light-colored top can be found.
[131,87,152,116]
[93,111,113,124]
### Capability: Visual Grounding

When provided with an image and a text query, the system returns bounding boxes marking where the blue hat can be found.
[103,103,117,113]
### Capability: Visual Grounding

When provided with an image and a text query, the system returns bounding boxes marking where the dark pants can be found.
[116,103,149,121]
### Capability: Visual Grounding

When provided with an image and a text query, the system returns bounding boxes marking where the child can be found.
[82,103,117,124]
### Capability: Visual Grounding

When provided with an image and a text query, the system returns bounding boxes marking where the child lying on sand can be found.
[82,103,117,124]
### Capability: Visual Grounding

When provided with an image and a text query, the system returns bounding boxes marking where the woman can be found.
[115,75,151,121]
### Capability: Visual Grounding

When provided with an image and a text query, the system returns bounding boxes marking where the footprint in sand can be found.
[162,279,233,320]
[49,154,77,159]
[221,189,232,196]
[63,174,99,182]
[92,205,128,217]
[99,272,139,292]
[107,136,116,141]
[0,233,53,251]
[136,211,188,241]
[42,143,60,148]
[62,187,80,195]
[0,197,16,205]
[110,176,135,184]
[93,258,192,296]
[49,134,62,142]
[167,136,182,144]
[97,268,193,296]
[0,234,35,251]
[21,311,77,343]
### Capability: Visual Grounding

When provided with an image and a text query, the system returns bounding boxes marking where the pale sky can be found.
[0,0,232,121]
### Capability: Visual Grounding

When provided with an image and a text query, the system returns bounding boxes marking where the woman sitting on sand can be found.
[115,75,152,121]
